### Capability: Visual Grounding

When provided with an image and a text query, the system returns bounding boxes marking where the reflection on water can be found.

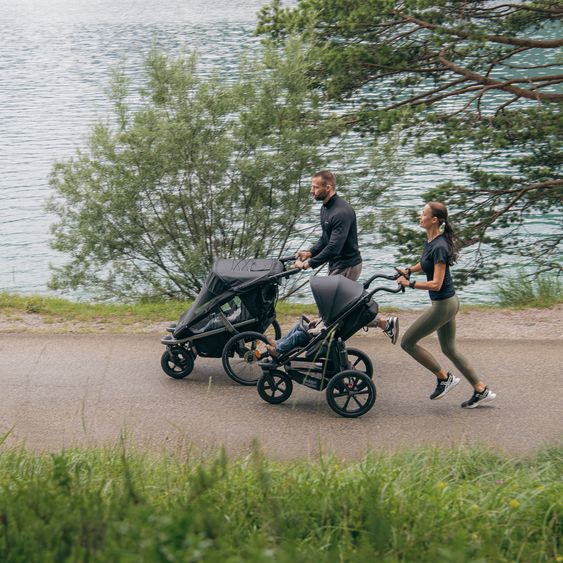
[0,0,559,307]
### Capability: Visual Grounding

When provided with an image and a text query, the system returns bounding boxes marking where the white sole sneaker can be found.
[462,389,497,409]
[430,374,461,400]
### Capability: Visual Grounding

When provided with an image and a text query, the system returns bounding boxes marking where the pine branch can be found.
[404,14,563,48]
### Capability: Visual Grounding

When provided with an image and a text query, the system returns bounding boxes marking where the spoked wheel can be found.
[346,347,374,378]
[326,370,376,418]
[257,370,293,404]
[222,331,270,385]
[161,347,195,379]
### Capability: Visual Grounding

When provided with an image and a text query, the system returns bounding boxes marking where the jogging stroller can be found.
[160,257,299,384]
[257,273,404,418]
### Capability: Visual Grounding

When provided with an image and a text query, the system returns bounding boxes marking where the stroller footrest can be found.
[161,335,181,346]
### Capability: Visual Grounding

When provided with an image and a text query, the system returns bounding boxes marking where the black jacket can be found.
[308,194,362,271]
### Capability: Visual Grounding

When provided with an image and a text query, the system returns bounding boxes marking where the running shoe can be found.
[383,317,399,344]
[461,387,497,409]
[429,372,460,400]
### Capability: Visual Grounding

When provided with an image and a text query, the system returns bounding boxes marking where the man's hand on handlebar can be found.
[294,259,310,270]
[296,250,312,261]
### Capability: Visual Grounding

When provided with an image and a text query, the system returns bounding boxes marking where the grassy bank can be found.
[0,444,560,562]
[0,293,319,327]
[2,290,561,327]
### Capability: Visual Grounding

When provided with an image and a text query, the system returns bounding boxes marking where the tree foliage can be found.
[258,0,563,280]
[47,42,369,300]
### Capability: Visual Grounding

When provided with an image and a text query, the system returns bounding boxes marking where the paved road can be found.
[1,333,561,458]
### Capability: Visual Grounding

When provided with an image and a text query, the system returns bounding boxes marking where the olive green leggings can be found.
[400,295,480,385]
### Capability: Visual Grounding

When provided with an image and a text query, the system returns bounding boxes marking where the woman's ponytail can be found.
[428,202,460,264]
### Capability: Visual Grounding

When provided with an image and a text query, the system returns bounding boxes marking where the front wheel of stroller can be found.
[346,348,374,378]
[161,347,195,379]
[222,331,270,385]
[326,370,376,418]
[257,370,293,404]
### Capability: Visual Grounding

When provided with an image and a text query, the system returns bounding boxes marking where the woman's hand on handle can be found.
[397,275,410,288]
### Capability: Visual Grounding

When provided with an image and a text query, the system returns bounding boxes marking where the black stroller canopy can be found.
[310,275,365,325]
[212,259,284,288]
[176,258,284,333]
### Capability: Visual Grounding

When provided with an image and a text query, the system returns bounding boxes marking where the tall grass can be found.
[0,444,560,561]
[496,271,562,308]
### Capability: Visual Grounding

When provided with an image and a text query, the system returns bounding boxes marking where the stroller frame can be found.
[257,273,404,418]
[160,257,300,384]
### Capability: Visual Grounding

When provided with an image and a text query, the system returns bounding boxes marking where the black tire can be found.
[346,347,374,378]
[222,331,270,385]
[161,348,195,379]
[326,370,376,418]
[257,370,293,404]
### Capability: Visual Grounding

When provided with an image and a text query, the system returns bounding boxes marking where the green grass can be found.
[496,271,562,309]
[0,293,318,327]
[0,293,190,324]
[0,443,560,562]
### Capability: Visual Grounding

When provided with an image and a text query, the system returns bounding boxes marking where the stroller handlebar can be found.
[369,284,405,296]
[364,271,406,298]
[279,254,297,263]
[363,272,399,289]
[270,267,302,281]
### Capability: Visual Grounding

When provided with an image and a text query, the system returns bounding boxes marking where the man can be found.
[294,170,362,280]
[294,170,399,344]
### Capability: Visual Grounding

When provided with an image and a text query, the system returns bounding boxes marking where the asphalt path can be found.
[1,333,561,459]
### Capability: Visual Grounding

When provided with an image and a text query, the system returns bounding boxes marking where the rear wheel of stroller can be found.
[161,347,195,379]
[222,331,270,385]
[326,370,376,418]
[346,348,374,378]
[257,370,293,404]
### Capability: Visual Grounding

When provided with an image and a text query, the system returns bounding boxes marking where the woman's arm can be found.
[398,263,446,291]
[397,262,446,291]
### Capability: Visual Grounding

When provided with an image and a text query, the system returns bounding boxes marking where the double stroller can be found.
[257,273,404,418]
[160,257,299,384]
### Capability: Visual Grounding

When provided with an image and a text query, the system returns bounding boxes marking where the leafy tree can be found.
[48,41,379,300]
[258,0,563,280]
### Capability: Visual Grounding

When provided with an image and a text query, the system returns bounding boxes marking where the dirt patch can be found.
[0,304,561,340]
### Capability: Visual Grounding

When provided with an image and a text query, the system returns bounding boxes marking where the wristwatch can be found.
[408,280,416,289]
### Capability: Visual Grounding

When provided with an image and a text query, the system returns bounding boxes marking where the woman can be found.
[396,202,496,408]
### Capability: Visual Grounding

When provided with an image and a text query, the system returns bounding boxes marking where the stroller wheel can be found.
[161,348,194,379]
[326,370,376,418]
[222,331,270,386]
[346,348,374,378]
[257,370,293,404]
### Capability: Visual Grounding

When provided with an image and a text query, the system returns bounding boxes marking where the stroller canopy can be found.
[211,259,284,289]
[178,258,284,330]
[310,275,365,325]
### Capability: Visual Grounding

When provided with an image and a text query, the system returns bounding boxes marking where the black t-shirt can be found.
[308,194,362,271]
[420,235,455,301]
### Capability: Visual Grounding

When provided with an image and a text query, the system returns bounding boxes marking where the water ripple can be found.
[0,1,559,304]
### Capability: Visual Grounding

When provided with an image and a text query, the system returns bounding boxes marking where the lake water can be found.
[0,0,559,308]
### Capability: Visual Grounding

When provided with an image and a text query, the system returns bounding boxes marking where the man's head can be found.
[311,170,336,203]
